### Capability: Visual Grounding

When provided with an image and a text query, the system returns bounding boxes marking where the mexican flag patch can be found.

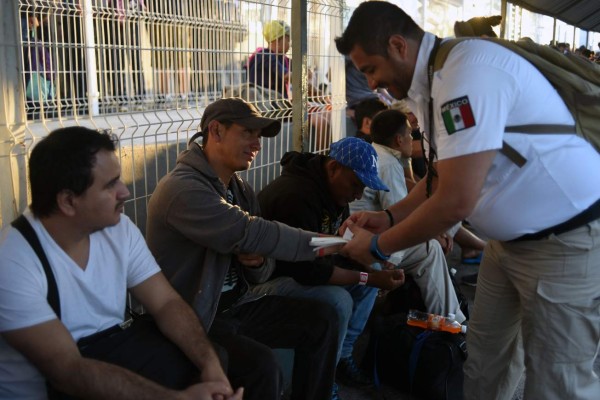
[441,96,476,135]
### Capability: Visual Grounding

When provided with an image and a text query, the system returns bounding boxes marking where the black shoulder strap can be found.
[425,36,443,198]
[11,215,61,319]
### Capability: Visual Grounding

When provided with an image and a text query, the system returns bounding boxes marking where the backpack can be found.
[362,312,467,400]
[432,37,600,166]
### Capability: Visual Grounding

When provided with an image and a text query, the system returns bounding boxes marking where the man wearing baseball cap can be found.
[253,137,404,397]
[147,97,339,400]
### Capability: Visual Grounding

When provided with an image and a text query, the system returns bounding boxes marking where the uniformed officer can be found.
[335,2,600,400]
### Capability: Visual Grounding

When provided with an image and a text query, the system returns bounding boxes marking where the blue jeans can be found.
[249,277,378,362]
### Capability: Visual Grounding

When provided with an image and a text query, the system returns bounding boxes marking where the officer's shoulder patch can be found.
[440,96,476,135]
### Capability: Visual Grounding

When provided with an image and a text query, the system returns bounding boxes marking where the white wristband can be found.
[359,271,368,286]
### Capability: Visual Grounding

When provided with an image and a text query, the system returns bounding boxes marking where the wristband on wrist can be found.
[383,208,395,227]
[358,271,368,286]
[370,234,391,261]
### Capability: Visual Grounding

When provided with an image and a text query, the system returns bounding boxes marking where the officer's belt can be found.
[510,198,600,242]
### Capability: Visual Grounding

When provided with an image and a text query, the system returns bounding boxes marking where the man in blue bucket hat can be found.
[253,137,405,398]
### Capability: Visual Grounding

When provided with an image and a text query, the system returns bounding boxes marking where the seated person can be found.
[392,99,427,179]
[348,112,467,319]
[0,127,240,399]
[353,97,388,144]
[253,138,407,393]
[390,103,486,266]
[354,98,417,191]
[246,20,331,150]
[146,98,339,400]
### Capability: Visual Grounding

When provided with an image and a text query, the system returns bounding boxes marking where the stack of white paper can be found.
[310,229,354,251]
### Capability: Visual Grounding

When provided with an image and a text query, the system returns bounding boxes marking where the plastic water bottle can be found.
[407,309,467,334]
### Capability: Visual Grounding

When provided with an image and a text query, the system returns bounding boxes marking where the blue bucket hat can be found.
[329,137,389,191]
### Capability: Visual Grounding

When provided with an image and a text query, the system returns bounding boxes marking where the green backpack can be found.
[432,37,600,166]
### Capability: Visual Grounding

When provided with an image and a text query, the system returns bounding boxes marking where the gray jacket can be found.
[146,143,317,329]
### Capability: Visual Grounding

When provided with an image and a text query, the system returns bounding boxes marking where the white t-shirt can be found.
[0,210,160,399]
[409,34,600,240]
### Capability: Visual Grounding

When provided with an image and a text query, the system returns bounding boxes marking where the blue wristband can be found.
[370,234,390,261]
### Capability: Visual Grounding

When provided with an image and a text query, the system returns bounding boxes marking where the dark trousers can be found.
[209,295,339,400]
[49,316,202,399]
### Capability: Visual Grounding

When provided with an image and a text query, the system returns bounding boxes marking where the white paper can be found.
[342,228,354,241]
[310,237,348,247]
[310,228,354,251]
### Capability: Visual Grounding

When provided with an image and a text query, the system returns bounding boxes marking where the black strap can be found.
[510,198,600,242]
[11,215,61,318]
[500,141,527,168]
[188,131,203,145]
[425,36,443,199]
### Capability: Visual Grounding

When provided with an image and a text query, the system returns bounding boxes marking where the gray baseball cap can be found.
[200,97,281,137]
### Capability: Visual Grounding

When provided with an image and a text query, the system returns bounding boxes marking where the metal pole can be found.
[500,0,507,39]
[586,30,590,49]
[0,0,29,227]
[82,0,99,116]
[291,0,308,152]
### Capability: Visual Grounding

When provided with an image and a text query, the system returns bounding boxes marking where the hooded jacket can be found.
[258,152,351,285]
[146,143,317,329]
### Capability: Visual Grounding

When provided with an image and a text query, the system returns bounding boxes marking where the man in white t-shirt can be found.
[0,127,241,399]
[335,2,600,400]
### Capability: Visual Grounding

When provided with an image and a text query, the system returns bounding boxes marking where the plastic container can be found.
[407,309,467,334]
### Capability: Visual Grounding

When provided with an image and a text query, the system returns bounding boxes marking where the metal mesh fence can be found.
[6,0,346,231]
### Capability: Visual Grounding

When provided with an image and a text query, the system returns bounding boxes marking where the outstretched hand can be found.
[339,221,378,267]
[339,211,389,237]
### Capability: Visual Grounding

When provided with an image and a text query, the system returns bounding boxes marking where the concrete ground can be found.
[338,242,600,400]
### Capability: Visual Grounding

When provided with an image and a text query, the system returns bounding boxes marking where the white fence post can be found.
[0,0,29,227]
[83,0,100,116]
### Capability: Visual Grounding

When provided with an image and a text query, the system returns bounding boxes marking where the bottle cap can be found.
[461,325,467,334]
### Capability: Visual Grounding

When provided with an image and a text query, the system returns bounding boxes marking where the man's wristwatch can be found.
[370,234,390,261]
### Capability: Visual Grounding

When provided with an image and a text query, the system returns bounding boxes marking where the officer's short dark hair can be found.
[335,1,423,57]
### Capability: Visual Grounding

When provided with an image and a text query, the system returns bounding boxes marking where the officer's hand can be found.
[339,210,390,237]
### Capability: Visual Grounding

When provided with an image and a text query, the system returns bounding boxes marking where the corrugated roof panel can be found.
[511,0,600,32]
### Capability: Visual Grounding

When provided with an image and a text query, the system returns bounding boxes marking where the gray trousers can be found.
[388,238,466,323]
[464,219,600,400]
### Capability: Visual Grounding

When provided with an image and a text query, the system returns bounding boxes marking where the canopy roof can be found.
[511,0,600,33]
